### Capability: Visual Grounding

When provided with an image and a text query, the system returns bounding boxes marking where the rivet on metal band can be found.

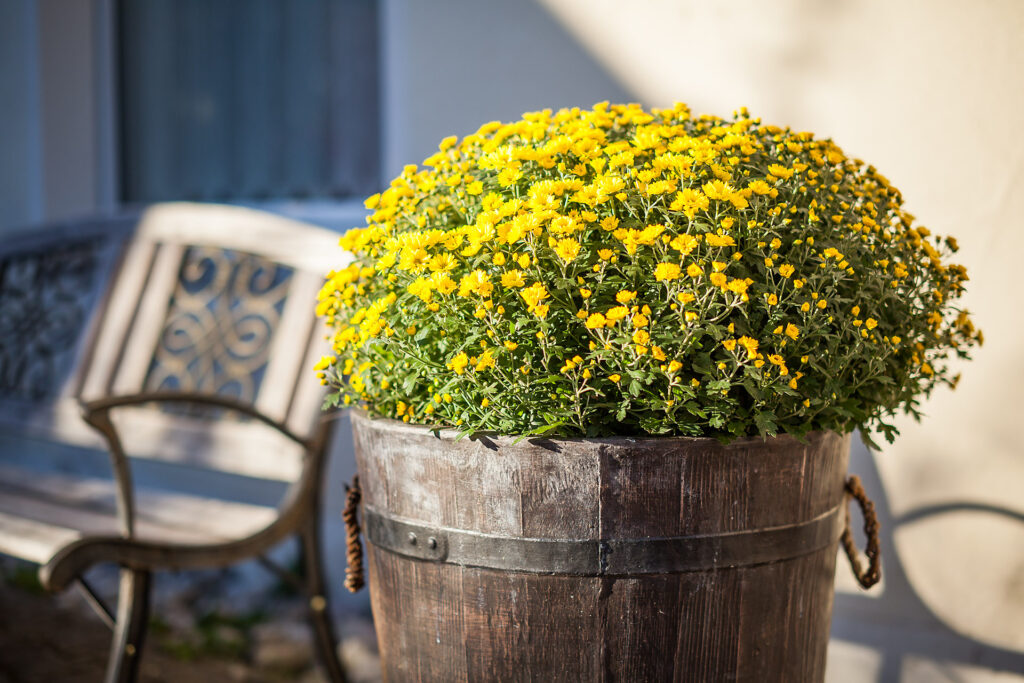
[363,505,844,576]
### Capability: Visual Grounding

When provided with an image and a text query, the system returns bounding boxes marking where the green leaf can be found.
[691,352,713,374]
[628,379,642,397]
[753,411,779,438]
[740,379,764,401]
[534,421,567,435]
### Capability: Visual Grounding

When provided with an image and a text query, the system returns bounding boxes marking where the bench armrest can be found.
[78,391,328,542]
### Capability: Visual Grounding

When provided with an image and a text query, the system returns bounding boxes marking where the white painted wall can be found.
[36,0,100,223]
[379,0,634,180]
[0,0,105,236]
[0,0,43,231]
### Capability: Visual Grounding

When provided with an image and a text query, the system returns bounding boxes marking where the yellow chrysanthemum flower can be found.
[553,238,581,263]
[654,263,682,281]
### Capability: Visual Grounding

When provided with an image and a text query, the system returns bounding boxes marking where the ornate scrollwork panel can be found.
[0,240,100,401]
[144,246,294,407]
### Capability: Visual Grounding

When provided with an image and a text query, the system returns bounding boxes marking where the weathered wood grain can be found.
[352,411,851,682]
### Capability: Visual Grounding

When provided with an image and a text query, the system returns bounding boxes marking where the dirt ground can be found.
[0,580,379,683]
[1,584,254,682]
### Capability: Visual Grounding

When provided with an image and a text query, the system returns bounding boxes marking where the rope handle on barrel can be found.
[841,474,882,589]
[342,475,365,592]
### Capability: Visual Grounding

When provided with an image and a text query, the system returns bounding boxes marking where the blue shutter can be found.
[119,0,380,203]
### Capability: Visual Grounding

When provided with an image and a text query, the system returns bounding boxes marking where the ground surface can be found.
[3,567,1021,683]
[0,584,265,682]
[0,567,380,683]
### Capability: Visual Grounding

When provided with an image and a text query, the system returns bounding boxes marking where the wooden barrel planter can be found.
[348,410,877,682]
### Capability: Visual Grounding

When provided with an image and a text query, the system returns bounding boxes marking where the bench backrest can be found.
[0,217,133,438]
[0,203,348,482]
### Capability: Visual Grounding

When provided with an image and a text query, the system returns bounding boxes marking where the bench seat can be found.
[0,463,278,566]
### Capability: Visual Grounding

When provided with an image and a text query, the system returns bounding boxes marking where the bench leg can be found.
[300,520,348,683]
[105,568,151,683]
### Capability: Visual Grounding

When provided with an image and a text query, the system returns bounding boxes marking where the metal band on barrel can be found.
[363,505,844,575]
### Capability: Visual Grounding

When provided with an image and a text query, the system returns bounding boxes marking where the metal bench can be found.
[0,203,350,682]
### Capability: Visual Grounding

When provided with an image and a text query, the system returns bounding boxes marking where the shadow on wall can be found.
[532,0,881,133]
[382,0,639,178]
[831,441,1024,680]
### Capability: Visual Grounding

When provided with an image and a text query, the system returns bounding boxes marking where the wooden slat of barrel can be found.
[369,555,606,682]
[367,549,837,681]
[670,568,742,676]
[353,412,850,682]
